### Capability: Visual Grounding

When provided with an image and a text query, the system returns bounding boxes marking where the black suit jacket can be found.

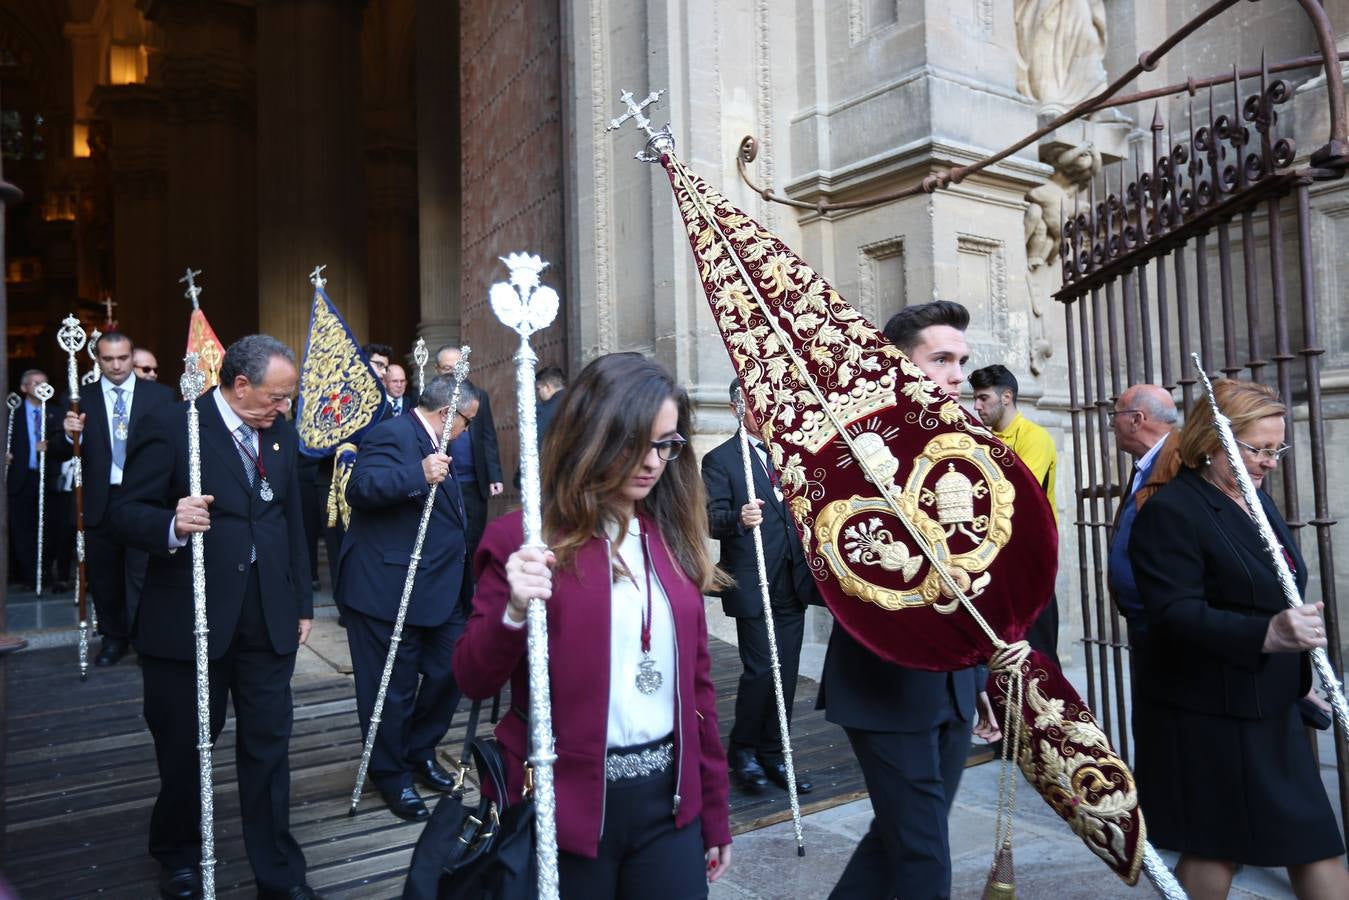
[702,433,814,618]
[337,413,467,627]
[110,393,313,661]
[1130,466,1310,718]
[7,400,65,497]
[56,377,175,527]
[460,379,503,501]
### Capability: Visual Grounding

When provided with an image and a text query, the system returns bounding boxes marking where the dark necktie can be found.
[234,423,258,562]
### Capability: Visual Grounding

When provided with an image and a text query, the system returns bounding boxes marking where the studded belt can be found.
[604,739,674,782]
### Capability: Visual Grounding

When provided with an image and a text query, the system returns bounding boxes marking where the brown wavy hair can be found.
[1135,379,1286,510]
[539,352,728,592]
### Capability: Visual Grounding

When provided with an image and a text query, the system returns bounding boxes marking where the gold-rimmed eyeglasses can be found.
[1236,439,1291,461]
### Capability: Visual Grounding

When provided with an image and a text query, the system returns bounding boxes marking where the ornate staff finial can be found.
[412,337,429,395]
[453,346,472,383]
[490,253,560,339]
[100,294,117,325]
[181,353,206,400]
[606,88,675,162]
[83,328,102,385]
[180,268,204,310]
[33,382,54,403]
[309,264,328,290]
[57,314,88,357]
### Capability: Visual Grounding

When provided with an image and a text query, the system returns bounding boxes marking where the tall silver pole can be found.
[33,382,54,595]
[1192,355,1349,732]
[348,347,472,815]
[733,392,805,855]
[180,356,216,899]
[82,330,101,386]
[413,338,428,397]
[4,394,18,482]
[57,316,91,679]
[490,252,560,900]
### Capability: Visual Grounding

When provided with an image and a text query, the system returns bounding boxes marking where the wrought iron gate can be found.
[1054,1,1349,829]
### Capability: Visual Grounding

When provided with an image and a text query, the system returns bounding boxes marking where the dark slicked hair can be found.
[536,365,567,389]
[96,330,135,352]
[969,364,1019,401]
[882,300,970,355]
[362,342,393,359]
[219,334,295,386]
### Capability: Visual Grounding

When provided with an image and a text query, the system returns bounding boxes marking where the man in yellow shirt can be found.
[970,364,1060,666]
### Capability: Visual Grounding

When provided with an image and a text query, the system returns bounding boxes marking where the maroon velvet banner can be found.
[661,151,1057,671]
[987,650,1147,884]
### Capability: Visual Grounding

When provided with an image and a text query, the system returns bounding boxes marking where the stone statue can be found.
[1024,141,1101,269]
[1014,0,1109,113]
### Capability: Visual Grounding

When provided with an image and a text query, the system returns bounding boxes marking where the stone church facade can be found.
[4,0,1347,661]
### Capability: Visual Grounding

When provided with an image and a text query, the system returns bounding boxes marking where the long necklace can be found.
[615,521,662,695]
[230,429,274,502]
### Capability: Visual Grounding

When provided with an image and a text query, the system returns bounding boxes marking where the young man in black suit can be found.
[59,332,176,666]
[6,369,62,589]
[338,376,477,821]
[820,301,1000,900]
[112,335,321,900]
[703,378,815,796]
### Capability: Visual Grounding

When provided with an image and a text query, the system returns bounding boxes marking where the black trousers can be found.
[88,509,146,640]
[346,604,467,793]
[8,479,40,585]
[558,759,706,900]
[140,567,306,892]
[830,701,973,900]
[461,486,488,573]
[728,566,806,764]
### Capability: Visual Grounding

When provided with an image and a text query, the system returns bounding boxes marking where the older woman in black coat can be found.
[1130,379,1347,899]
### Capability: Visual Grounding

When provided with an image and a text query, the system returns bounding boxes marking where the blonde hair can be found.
[1175,379,1286,469]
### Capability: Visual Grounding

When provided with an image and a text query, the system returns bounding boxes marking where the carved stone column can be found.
[256,0,369,356]
[413,0,459,352]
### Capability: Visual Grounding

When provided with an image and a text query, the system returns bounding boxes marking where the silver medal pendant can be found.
[259,478,274,502]
[114,421,128,441]
[635,655,662,694]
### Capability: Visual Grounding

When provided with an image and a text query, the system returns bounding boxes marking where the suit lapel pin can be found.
[272,442,280,451]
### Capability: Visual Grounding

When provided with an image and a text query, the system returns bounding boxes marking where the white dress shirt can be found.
[101,374,137,485]
[748,435,783,502]
[1130,433,1168,495]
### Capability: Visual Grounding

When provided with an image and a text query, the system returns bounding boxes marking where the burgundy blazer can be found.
[453,508,733,859]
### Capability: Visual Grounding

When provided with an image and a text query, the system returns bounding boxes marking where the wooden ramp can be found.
[4,636,865,898]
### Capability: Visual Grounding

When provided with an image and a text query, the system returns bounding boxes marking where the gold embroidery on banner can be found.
[1011,674,1144,880]
[811,431,1015,612]
[297,297,384,451]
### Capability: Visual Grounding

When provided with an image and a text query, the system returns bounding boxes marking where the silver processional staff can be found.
[490,252,561,900]
[33,381,55,596]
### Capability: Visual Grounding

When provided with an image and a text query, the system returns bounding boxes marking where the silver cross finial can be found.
[101,294,117,322]
[606,88,675,163]
[180,268,204,310]
[309,265,328,290]
[181,353,206,401]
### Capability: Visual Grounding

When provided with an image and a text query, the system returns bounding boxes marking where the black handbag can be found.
[403,703,538,900]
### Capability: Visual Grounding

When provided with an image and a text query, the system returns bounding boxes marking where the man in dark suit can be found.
[434,345,502,564]
[384,363,410,417]
[60,331,175,666]
[6,369,62,589]
[1108,383,1178,651]
[338,375,477,821]
[111,335,321,900]
[821,301,1000,900]
[703,378,815,796]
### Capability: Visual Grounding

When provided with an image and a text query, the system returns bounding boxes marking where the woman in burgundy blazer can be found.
[454,353,733,898]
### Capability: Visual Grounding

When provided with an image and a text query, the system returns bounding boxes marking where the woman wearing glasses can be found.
[454,352,733,898]
[1129,379,1347,899]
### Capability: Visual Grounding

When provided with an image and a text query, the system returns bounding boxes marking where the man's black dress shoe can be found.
[258,885,326,900]
[728,747,769,793]
[761,759,813,794]
[159,866,201,899]
[95,637,128,667]
[380,785,429,822]
[414,758,458,793]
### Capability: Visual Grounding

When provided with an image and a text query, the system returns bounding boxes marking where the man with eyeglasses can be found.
[337,375,478,821]
[702,378,817,797]
[133,348,160,382]
[60,331,175,667]
[1108,383,1179,650]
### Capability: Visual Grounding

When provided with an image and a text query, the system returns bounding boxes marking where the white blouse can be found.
[605,518,676,748]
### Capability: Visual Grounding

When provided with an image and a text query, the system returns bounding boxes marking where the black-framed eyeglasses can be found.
[651,436,687,462]
[1236,439,1290,461]
[453,410,474,426]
